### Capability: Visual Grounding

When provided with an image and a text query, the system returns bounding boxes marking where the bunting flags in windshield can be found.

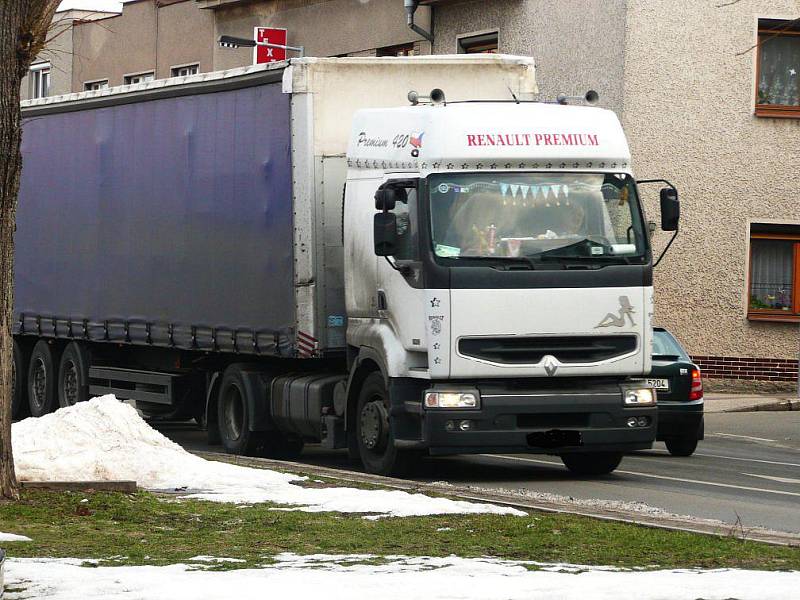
[436,181,573,207]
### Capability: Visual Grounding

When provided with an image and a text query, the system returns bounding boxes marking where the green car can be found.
[640,327,704,456]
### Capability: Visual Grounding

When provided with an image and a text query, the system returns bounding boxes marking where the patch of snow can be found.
[0,532,31,542]
[12,396,523,518]
[4,555,799,600]
[189,556,246,564]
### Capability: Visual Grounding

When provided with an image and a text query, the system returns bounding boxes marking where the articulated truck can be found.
[12,56,679,476]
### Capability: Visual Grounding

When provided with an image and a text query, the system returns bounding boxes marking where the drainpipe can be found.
[404,0,433,44]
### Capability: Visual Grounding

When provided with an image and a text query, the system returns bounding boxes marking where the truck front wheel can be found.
[560,452,623,476]
[356,372,417,477]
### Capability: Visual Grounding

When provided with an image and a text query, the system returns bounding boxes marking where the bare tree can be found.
[0,0,61,501]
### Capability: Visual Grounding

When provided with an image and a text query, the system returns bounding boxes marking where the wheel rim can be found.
[222,385,245,441]
[360,397,389,452]
[31,357,47,410]
[62,359,79,406]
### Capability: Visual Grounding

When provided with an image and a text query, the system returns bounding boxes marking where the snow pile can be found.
[0,532,31,543]
[5,554,800,600]
[11,396,523,518]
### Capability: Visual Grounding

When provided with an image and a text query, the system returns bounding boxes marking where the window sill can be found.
[747,312,800,323]
[754,105,800,119]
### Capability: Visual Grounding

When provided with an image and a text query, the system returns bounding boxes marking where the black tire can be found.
[356,372,418,476]
[12,339,29,420]
[561,452,623,476]
[27,340,61,417]
[216,365,304,459]
[665,437,698,457]
[217,365,261,456]
[58,342,91,408]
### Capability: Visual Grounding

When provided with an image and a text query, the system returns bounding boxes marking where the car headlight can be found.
[424,391,480,409]
[623,388,656,406]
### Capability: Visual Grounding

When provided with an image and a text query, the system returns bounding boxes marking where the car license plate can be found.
[644,378,669,390]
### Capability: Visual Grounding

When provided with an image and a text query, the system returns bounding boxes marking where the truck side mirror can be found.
[660,187,679,231]
[374,212,398,256]
[375,187,407,211]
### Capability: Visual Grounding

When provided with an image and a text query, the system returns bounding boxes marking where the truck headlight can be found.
[623,388,656,406]
[424,391,480,409]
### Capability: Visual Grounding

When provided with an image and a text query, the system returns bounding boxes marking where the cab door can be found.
[376,183,428,355]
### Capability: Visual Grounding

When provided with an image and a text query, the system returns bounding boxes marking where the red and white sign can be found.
[253,27,287,64]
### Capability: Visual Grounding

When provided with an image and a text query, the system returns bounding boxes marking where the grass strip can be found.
[0,490,798,571]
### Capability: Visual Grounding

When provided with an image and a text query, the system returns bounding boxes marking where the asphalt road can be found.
[159,411,800,534]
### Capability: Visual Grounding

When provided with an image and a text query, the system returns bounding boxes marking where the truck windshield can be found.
[428,173,647,263]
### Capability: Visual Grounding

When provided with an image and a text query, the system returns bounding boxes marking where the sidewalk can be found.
[703,393,800,413]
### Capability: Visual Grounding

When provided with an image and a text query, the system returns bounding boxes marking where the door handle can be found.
[377,290,388,311]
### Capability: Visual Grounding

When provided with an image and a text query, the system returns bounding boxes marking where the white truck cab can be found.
[344,96,679,475]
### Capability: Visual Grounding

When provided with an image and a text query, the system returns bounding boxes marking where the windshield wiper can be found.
[452,255,536,270]
[536,253,633,265]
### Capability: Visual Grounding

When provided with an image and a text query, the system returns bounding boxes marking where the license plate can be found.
[642,378,669,391]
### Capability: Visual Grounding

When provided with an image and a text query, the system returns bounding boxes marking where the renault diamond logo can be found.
[542,355,559,377]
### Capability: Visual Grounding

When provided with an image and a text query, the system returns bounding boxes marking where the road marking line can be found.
[645,448,800,468]
[709,433,777,443]
[481,454,800,498]
[743,473,800,485]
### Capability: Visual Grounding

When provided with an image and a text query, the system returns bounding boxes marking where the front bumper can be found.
[656,399,704,441]
[390,379,657,456]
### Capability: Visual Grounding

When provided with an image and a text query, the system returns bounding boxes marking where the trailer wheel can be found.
[560,452,623,476]
[356,372,417,476]
[12,340,29,420]
[27,340,61,417]
[58,342,91,407]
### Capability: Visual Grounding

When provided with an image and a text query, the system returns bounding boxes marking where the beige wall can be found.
[623,0,800,361]
[72,0,214,90]
[209,0,431,69]
[20,10,107,100]
[431,0,627,114]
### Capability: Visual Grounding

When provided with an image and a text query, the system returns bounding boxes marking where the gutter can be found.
[404,0,433,43]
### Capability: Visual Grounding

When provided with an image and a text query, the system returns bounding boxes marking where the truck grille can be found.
[458,335,637,365]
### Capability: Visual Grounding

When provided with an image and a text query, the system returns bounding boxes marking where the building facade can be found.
[20,7,115,101]
[22,0,800,390]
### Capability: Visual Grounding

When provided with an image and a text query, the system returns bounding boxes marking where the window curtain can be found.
[758,35,800,106]
[750,240,794,309]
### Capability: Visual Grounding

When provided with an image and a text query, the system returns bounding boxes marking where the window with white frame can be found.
[171,64,199,77]
[84,80,109,91]
[124,72,155,85]
[28,63,51,99]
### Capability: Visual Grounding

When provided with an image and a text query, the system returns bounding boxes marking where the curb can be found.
[724,399,800,413]
[194,451,800,548]
[20,481,137,493]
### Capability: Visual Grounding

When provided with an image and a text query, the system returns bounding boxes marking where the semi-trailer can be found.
[12,55,679,475]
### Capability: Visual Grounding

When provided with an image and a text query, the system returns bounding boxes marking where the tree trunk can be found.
[0,1,61,501]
